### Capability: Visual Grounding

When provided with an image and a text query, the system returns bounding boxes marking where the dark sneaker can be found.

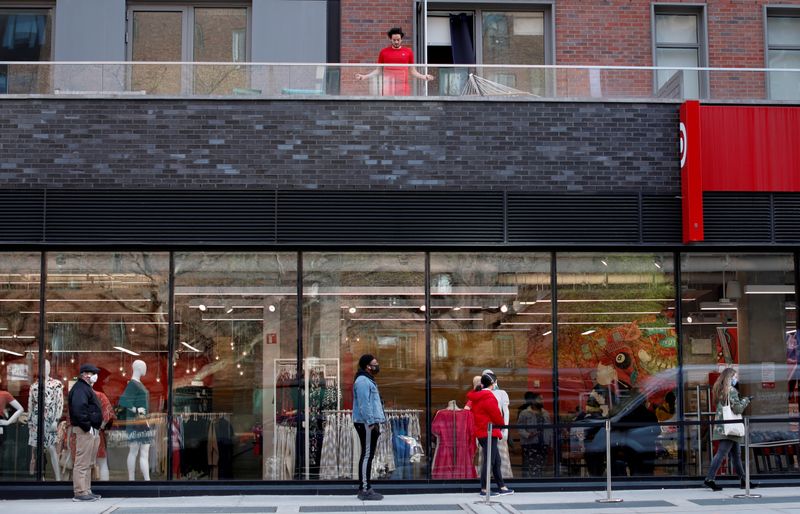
[497,488,515,496]
[89,492,102,500]
[479,490,498,498]
[73,495,98,502]
[359,489,383,501]
[704,479,722,491]
[740,479,759,489]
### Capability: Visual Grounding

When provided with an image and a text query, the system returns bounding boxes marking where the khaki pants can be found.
[72,427,100,496]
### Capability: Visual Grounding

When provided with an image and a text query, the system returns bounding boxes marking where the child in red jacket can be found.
[466,374,514,497]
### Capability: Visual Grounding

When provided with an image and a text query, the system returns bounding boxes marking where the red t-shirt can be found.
[378,46,414,96]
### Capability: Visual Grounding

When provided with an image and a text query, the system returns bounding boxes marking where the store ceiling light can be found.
[581,329,596,335]
[744,285,795,295]
[267,304,276,312]
[601,259,608,267]
[198,304,207,312]
[0,348,24,356]
[113,346,140,356]
[542,330,552,336]
[225,305,235,314]
[700,301,738,311]
[181,341,201,352]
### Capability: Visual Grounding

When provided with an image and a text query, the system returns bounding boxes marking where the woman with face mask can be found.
[704,367,755,491]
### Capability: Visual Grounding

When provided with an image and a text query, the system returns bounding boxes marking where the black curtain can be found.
[449,14,475,65]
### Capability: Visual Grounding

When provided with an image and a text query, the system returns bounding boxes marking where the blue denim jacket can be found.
[352,374,386,425]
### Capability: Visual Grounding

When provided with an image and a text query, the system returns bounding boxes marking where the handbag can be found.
[721,398,745,437]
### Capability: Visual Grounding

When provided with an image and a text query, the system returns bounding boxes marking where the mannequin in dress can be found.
[119,360,151,480]
[0,385,24,439]
[28,360,63,480]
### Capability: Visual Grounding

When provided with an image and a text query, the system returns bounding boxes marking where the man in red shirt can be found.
[355,27,434,96]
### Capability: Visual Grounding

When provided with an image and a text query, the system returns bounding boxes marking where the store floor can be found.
[2,485,800,514]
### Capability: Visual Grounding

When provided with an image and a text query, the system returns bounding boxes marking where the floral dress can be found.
[28,378,64,448]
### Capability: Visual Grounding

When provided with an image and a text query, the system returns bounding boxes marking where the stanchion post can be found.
[474,423,497,505]
[596,418,623,503]
[733,417,761,499]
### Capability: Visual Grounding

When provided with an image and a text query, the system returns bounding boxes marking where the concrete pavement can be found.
[2,486,800,514]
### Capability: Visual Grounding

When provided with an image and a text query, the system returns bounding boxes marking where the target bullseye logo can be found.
[679,122,687,168]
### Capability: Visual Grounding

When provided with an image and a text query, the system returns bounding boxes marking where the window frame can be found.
[125,3,252,62]
[764,5,800,100]
[651,3,708,99]
[420,1,554,66]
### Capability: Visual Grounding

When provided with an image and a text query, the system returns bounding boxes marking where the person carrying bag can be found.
[703,367,756,491]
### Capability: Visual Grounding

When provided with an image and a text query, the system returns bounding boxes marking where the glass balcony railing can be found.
[1,62,799,101]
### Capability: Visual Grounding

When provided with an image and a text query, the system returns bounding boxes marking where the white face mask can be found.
[89,374,98,385]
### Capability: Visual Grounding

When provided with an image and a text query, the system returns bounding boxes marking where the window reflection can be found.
[48,252,169,482]
[303,253,426,481]
[557,253,677,478]
[174,252,297,480]
[430,253,553,479]
[0,253,39,480]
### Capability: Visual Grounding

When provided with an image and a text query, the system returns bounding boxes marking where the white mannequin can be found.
[28,360,62,480]
[125,360,150,481]
[0,388,24,430]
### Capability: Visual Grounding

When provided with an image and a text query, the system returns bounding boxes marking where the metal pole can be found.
[475,423,497,505]
[596,419,623,503]
[696,385,702,476]
[422,0,428,97]
[733,418,761,499]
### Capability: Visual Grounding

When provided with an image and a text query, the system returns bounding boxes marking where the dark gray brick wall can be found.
[0,99,680,193]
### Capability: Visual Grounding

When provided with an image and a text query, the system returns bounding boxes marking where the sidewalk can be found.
[2,486,800,514]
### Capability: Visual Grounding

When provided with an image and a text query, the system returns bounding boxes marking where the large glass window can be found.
[767,12,800,100]
[173,252,297,480]
[128,5,249,94]
[680,253,796,477]
[557,253,677,478]
[49,252,169,482]
[654,8,704,99]
[302,253,426,481]
[0,9,53,94]
[426,7,549,96]
[0,253,39,480]
[430,253,553,479]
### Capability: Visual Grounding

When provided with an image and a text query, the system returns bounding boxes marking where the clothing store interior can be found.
[0,251,798,483]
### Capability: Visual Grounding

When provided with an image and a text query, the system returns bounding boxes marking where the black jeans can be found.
[478,436,505,490]
[355,422,381,491]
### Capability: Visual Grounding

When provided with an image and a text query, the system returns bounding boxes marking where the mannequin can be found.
[28,360,63,480]
[118,360,151,480]
[0,387,24,451]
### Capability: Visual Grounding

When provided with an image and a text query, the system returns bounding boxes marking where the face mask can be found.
[533,401,544,408]
[89,374,98,385]
[731,376,738,386]
[370,364,380,374]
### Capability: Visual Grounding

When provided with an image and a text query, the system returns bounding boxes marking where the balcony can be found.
[0,62,799,102]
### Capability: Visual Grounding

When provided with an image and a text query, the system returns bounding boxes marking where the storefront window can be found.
[430,252,553,479]
[302,252,425,481]
[557,253,677,478]
[48,252,169,482]
[0,253,39,480]
[680,253,796,477]
[173,252,297,480]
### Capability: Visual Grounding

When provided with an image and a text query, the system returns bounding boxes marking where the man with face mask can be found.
[352,354,386,500]
[68,363,103,502]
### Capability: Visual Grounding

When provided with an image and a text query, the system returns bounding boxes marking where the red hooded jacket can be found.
[466,388,504,439]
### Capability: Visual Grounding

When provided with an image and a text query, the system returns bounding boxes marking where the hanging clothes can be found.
[431,407,477,479]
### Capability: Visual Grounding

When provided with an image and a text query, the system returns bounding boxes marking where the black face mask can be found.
[533,401,544,409]
[369,364,380,374]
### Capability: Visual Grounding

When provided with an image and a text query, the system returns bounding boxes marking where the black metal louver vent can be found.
[641,195,682,243]
[0,190,45,242]
[702,193,772,243]
[507,194,641,243]
[276,191,504,243]
[774,194,800,243]
[44,190,276,243]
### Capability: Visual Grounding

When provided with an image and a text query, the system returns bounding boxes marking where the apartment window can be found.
[766,11,800,100]
[0,8,53,93]
[127,5,249,94]
[425,5,551,96]
[653,7,705,99]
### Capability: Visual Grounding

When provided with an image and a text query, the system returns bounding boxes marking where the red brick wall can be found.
[340,1,414,64]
